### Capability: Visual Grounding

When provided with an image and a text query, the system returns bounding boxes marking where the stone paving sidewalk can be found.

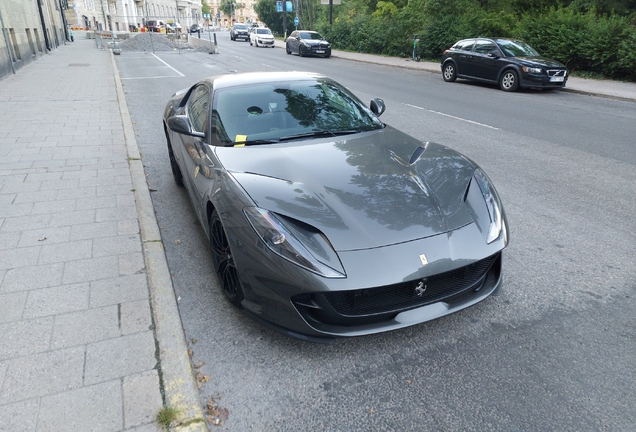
[0,40,205,431]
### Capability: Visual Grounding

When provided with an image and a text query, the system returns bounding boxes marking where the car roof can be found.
[201,72,328,90]
[456,37,521,44]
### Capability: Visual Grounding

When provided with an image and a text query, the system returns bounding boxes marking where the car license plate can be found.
[550,76,564,82]
[316,50,324,54]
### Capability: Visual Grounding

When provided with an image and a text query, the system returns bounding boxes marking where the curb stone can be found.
[109,50,209,432]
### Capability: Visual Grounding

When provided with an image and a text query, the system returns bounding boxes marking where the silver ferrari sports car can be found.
[163,71,508,342]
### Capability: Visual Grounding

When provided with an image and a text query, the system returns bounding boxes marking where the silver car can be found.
[163,72,508,341]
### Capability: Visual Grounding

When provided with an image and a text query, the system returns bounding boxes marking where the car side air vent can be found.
[409,143,429,165]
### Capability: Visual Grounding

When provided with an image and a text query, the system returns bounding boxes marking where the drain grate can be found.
[68,63,90,67]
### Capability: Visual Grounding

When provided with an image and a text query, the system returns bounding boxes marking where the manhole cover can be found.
[68,63,90,67]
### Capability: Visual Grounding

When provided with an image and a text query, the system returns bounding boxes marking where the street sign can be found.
[294,17,299,26]
[276,1,283,12]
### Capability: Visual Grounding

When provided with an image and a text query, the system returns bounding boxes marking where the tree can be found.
[202,0,211,16]
[254,0,285,34]
[220,0,242,19]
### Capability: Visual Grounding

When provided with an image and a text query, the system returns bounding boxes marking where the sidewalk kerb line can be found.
[109,49,208,431]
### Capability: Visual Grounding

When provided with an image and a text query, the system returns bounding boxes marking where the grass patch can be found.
[156,406,180,430]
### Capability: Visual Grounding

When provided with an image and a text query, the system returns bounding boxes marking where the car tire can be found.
[442,63,457,82]
[166,138,184,187]
[249,39,252,46]
[299,45,306,57]
[286,44,291,54]
[500,70,519,92]
[209,210,244,308]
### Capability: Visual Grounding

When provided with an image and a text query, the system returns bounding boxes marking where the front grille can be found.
[547,69,567,77]
[292,253,500,327]
[326,254,497,316]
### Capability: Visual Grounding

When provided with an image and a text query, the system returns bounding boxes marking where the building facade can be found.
[1,0,68,79]
[204,0,259,28]
[64,0,203,32]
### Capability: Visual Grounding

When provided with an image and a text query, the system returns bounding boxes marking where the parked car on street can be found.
[286,30,331,57]
[146,20,166,33]
[230,23,250,41]
[440,37,568,92]
[189,24,202,34]
[250,27,275,47]
[162,71,508,341]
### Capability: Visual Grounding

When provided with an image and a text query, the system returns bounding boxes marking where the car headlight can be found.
[244,207,345,278]
[522,66,542,74]
[471,169,506,244]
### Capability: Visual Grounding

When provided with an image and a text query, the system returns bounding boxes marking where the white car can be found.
[250,27,275,48]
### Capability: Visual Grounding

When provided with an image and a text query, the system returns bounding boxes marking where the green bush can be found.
[517,8,636,80]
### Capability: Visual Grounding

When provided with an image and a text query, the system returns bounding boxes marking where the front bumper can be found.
[520,69,568,89]
[233,221,506,340]
[305,46,331,56]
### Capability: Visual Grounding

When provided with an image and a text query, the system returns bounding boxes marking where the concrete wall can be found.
[1,0,67,80]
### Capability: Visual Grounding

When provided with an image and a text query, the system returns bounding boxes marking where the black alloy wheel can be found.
[443,63,457,82]
[209,210,244,307]
[166,137,184,187]
[500,70,519,92]
[286,44,291,54]
[299,45,306,57]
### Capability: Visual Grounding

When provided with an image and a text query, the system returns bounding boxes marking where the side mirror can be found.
[167,115,206,139]
[488,50,500,59]
[370,98,386,117]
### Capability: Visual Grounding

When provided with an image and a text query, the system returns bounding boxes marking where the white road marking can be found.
[151,53,185,77]
[261,63,277,69]
[404,103,500,130]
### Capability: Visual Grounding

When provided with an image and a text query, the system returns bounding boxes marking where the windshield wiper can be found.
[226,139,280,147]
[279,130,361,142]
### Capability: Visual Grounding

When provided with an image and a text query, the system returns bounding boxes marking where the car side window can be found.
[455,40,474,51]
[473,40,498,55]
[188,85,209,135]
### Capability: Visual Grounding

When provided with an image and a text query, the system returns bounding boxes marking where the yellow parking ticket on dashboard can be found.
[234,135,247,146]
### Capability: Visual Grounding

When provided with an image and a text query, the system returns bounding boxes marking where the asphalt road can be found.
[115,37,636,431]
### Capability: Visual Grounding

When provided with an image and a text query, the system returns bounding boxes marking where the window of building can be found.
[26,29,36,55]
[9,29,21,61]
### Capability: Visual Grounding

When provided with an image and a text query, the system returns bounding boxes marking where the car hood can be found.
[217,127,478,251]
[516,56,566,68]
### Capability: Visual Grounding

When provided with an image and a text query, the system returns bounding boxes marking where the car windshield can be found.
[300,32,323,40]
[496,40,540,57]
[235,25,248,30]
[256,29,271,35]
[211,80,383,146]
